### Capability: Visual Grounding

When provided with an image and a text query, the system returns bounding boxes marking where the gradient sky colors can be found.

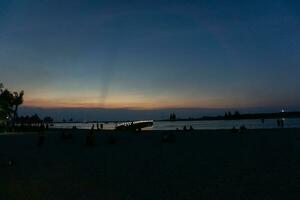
[1,0,300,114]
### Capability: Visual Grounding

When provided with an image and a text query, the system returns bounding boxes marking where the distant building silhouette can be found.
[170,113,176,121]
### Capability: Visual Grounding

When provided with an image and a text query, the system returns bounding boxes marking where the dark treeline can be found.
[12,114,54,132]
[16,115,54,125]
[222,111,300,120]
[160,111,300,122]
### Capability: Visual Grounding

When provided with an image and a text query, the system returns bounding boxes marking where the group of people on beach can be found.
[175,125,194,131]
[35,123,107,147]
[183,125,194,131]
[231,125,247,133]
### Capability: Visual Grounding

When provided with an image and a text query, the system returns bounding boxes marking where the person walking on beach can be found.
[37,123,45,146]
[189,125,194,131]
[277,119,285,128]
[281,118,285,128]
[86,125,95,146]
[277,119,280,128]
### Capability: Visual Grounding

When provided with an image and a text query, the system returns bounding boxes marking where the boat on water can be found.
[115,120,153,131]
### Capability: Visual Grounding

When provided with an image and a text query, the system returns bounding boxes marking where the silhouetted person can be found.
[277,119,284,128]
[240,125,247,133]
[281,119,285,128]
[37,123,45,146]
[189,125,194,131]
[96,123,99,130]
[100,123,103,129]
[183,125,187,131]
[86,125,95,146]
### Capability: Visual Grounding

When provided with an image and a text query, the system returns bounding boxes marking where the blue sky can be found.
[1,0,300,119]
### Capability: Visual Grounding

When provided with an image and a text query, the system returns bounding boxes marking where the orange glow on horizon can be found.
[22,95,268,110]
[24,98,210,109]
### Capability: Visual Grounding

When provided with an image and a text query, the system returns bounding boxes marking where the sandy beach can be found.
[1,128,300,200]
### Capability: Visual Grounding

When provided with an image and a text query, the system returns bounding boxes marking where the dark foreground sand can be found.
[1,128,300,200]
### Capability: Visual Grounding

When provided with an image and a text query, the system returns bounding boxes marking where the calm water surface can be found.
[53,118,300,130]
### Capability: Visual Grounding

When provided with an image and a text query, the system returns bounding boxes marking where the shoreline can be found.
[1,127,300,136]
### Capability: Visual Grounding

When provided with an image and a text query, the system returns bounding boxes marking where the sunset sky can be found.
[1,0,300,119]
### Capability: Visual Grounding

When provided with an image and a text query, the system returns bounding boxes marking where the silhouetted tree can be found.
[0,84,24,127]
[234,111,240,116]
[0,83,3,93]
[0,87,14,124]
[30,114,42,125]
[44,116,54,124]
[12,90,24,125]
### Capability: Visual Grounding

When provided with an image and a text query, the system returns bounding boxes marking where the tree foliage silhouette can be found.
[12,90,24,124]
[0,83,24,126]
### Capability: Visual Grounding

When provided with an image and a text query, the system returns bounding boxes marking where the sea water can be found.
[53,118,300,130]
